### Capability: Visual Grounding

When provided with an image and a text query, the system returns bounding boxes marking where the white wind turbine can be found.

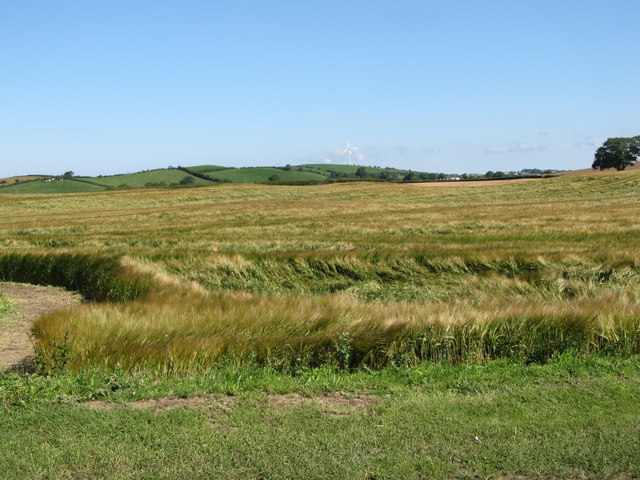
[343,141,354,165]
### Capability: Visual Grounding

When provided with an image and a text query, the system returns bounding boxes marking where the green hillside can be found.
[84,169,213,188]
[304,163,406,175]
[0,179,106,194]
[206,167,327,183]
[185,165,229,174]
[304,164,370,174]
[0,163,461,194]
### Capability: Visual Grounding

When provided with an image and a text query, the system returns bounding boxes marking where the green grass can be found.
[0,179,106,194]
[0,293,15,324]
[209,167,328,183]
[84,169,214,188]
[186,164,231,173]
[1,356,639,479]
[303,163,398,174]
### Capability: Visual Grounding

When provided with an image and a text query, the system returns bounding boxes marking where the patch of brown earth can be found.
[0,283,83,372]
[82,392,379,417]
[82,395,237,413]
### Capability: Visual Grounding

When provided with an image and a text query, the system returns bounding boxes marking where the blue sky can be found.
[1,1,638,177]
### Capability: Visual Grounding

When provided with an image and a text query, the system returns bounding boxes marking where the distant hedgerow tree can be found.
[402,172,419,182]
[179,176,195,185]
[268,174,280,182]
[63,171,74,180]
[592,137,640,171]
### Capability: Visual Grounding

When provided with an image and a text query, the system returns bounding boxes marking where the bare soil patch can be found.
[0,283,83,372]
[83,395,238,413]
[82,392,379,417]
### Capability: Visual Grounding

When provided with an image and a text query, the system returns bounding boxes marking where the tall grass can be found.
[32,284,640,373]
[24,254,640,373]
[0,253,153,302]
[159,252,640,303]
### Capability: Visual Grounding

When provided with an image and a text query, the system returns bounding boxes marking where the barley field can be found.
[1,168,639,372]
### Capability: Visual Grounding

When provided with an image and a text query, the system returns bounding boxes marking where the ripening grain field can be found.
[1,168,639,372]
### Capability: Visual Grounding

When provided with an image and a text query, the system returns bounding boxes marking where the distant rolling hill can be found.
[0,178,105,194]
[0,162,581,194]
[192,166,328,183]
[80,169,213,188]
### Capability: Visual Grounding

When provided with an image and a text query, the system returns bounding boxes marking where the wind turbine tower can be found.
[343,141,353,166]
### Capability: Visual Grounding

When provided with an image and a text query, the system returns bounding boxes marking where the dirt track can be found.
[0,283,82,372]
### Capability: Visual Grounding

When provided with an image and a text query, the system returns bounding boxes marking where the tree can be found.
[402,172,419,182]
[355,167,367,178]
[179,176,195,185]
[63,171,74,179]
[378,170,395,181]
[268,174,280,182]
[592,136,640,171]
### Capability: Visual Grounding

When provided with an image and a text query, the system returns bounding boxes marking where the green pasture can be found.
[303,163,393,174]
[185,164,230,173]
[0,179,106,194]
[208,166,328,183]
[84,169,213,188]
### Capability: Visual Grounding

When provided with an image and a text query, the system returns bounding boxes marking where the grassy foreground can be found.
[1,355,640,479]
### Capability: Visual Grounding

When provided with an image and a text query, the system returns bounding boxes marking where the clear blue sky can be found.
[1,0,638,176]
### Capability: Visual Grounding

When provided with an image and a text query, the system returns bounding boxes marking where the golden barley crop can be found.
[1,168,639,371]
